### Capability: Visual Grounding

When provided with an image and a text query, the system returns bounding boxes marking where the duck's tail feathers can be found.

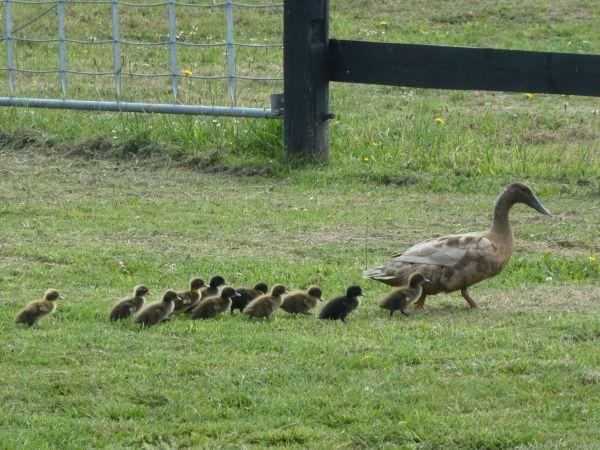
[363,267,392,280]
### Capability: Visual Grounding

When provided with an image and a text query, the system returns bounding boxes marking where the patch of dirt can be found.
[520,125,599,146]
[0,128,274,178]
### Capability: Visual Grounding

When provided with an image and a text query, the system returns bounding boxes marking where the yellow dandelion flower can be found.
[379,20,389,27]
[361,354,372,361]
[435,117,445,125]
[372,142,379,148]
[590,255,596,263]
[524,92,533,99]
[182,69,193,77]
[363,155,370,162]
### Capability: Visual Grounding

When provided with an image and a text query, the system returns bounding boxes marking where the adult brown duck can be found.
[364,183,551,309]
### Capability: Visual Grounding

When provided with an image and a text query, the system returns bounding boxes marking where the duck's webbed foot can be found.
[461,288,479,309]
[414,293,427,309]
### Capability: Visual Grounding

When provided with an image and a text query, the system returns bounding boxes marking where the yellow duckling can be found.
[280,286,323,315]
[364,183,551,309]
[174,277,205,313]
[15,289,63,327]
[133,290,180,327]
[378,273,428,317]
[190,287,241,319]
[243,284,287,319]
[109,285,150,321]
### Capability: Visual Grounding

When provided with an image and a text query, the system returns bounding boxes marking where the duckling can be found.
[133,290,180,327]
[174,277,205,313]
[378,273,428,317]
[15,289,63,327]
[190,287,241,319]
[318,285,363,323]
[280,286,323,315]
[243,284,287,319]
[200,275,226,299]
[231,282,268,315]
[109,285,150,321]
[364,183,551,309]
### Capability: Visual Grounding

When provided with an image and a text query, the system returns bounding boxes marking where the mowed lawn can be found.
[0,151,598,448]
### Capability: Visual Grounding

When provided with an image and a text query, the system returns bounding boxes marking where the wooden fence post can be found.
[283,0,330,160]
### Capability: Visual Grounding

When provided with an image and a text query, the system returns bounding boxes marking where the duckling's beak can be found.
[59,296,65,300]
[232,292,241,298]
[526,196,551,216]
[176,296,183,302]
[423,278,431,283]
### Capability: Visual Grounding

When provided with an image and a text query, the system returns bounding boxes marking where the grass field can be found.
[1,0,600,448]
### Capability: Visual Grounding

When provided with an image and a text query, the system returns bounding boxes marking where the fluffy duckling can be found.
[378,273,428,317]
[133,290,180,327]
[318,285,363,323]
[243,284,287,319]
[15,289,63,327]
[364,183,551,309]
[280,286,323,315]
[109,285,150,321]
[190,287,241,319]
[232,282,268,315]
[200,275,226,299]
[174,277,206,313]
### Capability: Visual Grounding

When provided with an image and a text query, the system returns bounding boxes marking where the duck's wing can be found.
[391,233,487,267]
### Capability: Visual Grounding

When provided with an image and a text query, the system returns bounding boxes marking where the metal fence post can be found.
[283,0,330,160]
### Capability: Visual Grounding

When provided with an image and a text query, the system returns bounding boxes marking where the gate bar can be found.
[4,0,15,96]
[57,0,68,98]
[225,0,236,106]
[0,97,281,117]
[111,0,121,98]
[167,0,178,102]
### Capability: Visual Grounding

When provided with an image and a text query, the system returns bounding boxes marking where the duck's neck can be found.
[491,192,514,236]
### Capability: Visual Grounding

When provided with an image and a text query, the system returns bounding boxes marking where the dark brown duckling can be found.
[200,275,226,299]
[133,290,179,327]
[174,277,205,313]
[109,285,150,321]
[232,282,268,315]
[318,285,363,323]
[378,273,428,317]
[281,286,323,315]
[15,289,63,327]
[243,284,287,319]
[190,287,241,320]
[364,183,551,309]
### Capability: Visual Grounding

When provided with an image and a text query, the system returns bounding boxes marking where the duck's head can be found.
[254,282,268,294]
[44,289,63,301]
[134,285,150,297]
[163,290,181,303]
[346,285,364,298]
[190,277,205,290]
[221,286,241,299]
[409,273,429,288]
[271,284,287,296]
[307,286,323,300]
[504,183,551,216]
[209,275,226,288]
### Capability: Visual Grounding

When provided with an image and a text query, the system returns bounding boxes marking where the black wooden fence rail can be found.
[283,0,600,159]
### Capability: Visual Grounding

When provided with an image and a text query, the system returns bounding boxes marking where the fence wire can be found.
[0,0,283,117]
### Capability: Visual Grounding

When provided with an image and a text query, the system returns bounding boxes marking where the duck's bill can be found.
[526,197,552,216]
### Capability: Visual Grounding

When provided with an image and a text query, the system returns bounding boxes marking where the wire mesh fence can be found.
[0,0,283,116]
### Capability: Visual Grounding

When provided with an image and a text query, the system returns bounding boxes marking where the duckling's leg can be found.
[414,293,427,309]
[389,310,394,317]
[401,310,409,317]
[460,288,479,309]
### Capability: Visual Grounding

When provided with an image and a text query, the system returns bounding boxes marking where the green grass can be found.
[1,0,600,448]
